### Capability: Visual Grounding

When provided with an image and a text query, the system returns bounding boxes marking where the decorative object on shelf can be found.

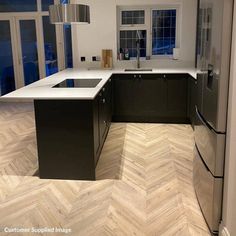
[49,1,90,25]
[124,48,130,60]
[101,49,113,69]
[118,48,124,61]
[173,48,180,60]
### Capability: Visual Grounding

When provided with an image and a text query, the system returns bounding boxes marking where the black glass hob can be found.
[53,79,102,88]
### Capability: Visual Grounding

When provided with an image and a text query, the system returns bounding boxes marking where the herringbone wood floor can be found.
[0,102,211,236]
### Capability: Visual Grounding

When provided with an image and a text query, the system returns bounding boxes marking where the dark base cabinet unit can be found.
[112,74,166,122]
[165,74,188,122]
[113,73,189,123]
[98,78,112,148]
[188,77,198,128]
[34,73,195,180]
[34,79,112,180]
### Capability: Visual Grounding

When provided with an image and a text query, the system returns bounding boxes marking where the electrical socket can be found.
[92,56,101,62]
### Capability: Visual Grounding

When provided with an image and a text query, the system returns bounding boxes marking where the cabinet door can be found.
[166,74,188,121]
[189,78,197,127]
[93,96,100,164]
[113,74,166,122]
[135,74,166,119]
[113,74,137,120]
[104,78,112,126]
[98,79,112,144]
[98,91,107,142]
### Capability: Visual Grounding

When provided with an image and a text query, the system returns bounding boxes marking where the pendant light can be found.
[49,2,90,25]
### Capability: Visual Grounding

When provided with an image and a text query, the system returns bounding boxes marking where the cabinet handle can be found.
[102,87,106,92]
[99,93,102,97]
[139,75,142,79]
[134,75,137,78]
[102,98,106,103]
[163,74,167,82]
[109,79,111,82]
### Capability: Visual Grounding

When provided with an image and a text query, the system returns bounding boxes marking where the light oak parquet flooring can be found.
[0,102,211,236]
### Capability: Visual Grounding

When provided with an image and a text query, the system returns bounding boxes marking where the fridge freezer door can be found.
[194,107,225,176]
[193,146,223,234]
[196,73,205,114]
[199,0,233,132]
[202,70,218,129]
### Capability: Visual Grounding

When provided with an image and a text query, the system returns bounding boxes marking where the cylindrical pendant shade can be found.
[49,4,90,24]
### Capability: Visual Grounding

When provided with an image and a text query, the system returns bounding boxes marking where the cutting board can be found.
[101,49,113,69]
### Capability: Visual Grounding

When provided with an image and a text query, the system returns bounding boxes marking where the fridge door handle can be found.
[195,106,215,132]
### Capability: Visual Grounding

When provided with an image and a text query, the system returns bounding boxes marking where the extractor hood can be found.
[49,3,90,24]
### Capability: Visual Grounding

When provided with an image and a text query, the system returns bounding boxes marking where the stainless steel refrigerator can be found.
[193,0,233,234]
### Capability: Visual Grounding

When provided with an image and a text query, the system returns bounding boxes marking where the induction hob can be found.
[53,79,102,88]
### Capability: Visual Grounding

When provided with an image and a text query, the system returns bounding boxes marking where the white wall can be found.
[220,2,236,236]
[71,0,198,69]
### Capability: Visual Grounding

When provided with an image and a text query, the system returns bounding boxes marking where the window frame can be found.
[151,6,180,59]
[118,5,180,60]
[118,6,149,59]
[119,29,148,59]
[120,9,146,27]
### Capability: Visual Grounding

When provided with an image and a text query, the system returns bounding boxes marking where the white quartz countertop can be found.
[1,68,197,100]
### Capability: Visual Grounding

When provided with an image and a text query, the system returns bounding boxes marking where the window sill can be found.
[151,55,174,59]
[117,56,177,61]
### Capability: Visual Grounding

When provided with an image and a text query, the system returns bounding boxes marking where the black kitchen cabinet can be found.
[93,78,112,165]
[112,74,137,120]
[34,72,193,181]
[93,95,100,160]
[165,74,189,123]
[113,74,166,122]
[188,77,197,128]
[35,99,97,180]
[113,73,189,123]
[34,78,112,180]
[98,78,112,149]
[134,74,167,120]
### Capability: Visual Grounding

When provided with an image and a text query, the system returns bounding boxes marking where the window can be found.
[0,0,72,95]
[120,30,146,58]
[121,10,145,25]
[64,25,73,68]
[152,10,176,55]
[0,0,37,12]
[41,0,54,11]
[43,16,59,76]
[119,9,147,58]
[19,20,40,86]
[0,21,15,95]
[118,7,178,59]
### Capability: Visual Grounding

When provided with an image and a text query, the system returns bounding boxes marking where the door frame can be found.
[15,15,45,88]
[0,16,20,89]
[0,14,45,89]
[0,1,70,90]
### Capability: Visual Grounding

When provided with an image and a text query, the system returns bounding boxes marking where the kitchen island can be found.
[1,68,197,180]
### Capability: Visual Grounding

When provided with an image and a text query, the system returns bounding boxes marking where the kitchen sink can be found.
[124,69,153,72]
